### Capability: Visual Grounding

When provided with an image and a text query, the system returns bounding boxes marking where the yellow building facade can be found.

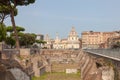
[82,31,119,49]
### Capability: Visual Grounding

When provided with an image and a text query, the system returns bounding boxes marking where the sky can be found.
[4,0,120,39]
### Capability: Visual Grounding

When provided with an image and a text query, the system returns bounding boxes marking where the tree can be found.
[0,0,36,49]
[0,5,17,23]
[36,40,47,44]
[5,36,16,48]
[0,5,10,23]
[19,33,36,48]
[36,40,47,48]
[6,26,25,36]
[0,23,6,42]
[6,26,13,33]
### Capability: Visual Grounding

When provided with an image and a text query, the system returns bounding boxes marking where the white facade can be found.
[53,27,80,49]
[67,27,80,49]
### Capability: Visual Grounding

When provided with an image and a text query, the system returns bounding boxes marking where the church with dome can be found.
[45,27,80,49]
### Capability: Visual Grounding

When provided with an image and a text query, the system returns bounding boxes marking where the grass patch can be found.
[32,73,48,80]
[32,72,81,80]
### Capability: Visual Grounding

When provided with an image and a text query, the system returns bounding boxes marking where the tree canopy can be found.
[36,40,47,44]
[0,23,6,42]
[0,5,17,23]
[0,0,36,49]
[5,36,16,48]
[6,26,25,33]
[0,0,35,6]
[19,33,36,48]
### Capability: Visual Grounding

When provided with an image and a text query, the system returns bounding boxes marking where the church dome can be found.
[68,27,78,37]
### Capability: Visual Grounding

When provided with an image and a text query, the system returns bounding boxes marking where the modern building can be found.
[36,34,44,40]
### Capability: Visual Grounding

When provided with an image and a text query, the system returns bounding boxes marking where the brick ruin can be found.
[0,48,119,80]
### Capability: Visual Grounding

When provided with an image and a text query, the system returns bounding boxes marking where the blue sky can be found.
[4,0,120,39]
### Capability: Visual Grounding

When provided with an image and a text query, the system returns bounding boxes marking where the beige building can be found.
[81,31,119,49]
[45,27,80,49]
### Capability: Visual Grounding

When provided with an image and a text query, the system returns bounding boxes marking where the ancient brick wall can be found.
[82,51,118,80]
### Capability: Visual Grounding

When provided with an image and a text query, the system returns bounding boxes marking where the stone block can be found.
[66,69,77,74]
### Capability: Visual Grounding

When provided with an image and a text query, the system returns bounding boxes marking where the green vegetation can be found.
[112,41,120,49]
[32,73,48,80]
[19,33,36,48]
[35,40,47,48]
[0,0,36,48]
[0,4,17,23]
[36,40,46,45]
[6,26,25,33]
[5,25,37,48]
[5,37,15,48]
[0,23,6,42]
[32,72,81,80]
[0,24,38,48]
